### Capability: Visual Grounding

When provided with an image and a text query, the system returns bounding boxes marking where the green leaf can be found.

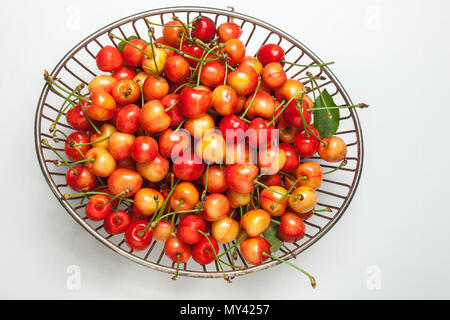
[313,89,340,138]
[263,221,284,253]
[117,35,138,52]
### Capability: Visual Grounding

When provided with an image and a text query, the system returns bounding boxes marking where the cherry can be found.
[141,44,167,75]
[217,22,242,42]
[259,173,282,187]
[226,64,258,96]
[195,131,226,164]
[257,43,285,66]
[184,113,215,139]
[200,60,226,88]
[318,136,347,162]
[177,215,207,245]
[170,181,200,211]
[172,153,205,181]
[85,194,111,221]
[139,99,171,132]
[96,45,123,72]
[227,189,251,208]
[134,188,164,216]
[131,136,158,163]
[240,209,271,237]
[223,39,245,66]
[262,62,286,89]
[65,166,96,192]
[203,193,230,222]
[191,16,216,43]
[278,118,298,143]
[240,56,263,75]
[164,236,192,279]
[211,216,239,244]
[108,132,135,161]
[181,43,205,67]
[294,126,321,158]
[240,237,271,265]
[137,153,170,182]
[85,147,116,177]
[122,38,147,66]
[288,186,317,214]
[161,93,184,126]
[115,104,140,134]
[192,235,219,265]
[125,220,153,251]
[179,87,211,118]
[277,212,305,243]
[107,168,142,196]
[104,210,131,235]
[296,161,323,190]
[165,55,190,83]
[64,131,90,162]
[111,79,140,105]
[211,85,237,116]
[247,117,277,147]
[153,220,172,242]
[260,185,289,216]
[283,98,312,129]
[66,102,92,131]
[116,157,137,171]
[88,75,117,94]
[86,90,117,121]
[142,75,169,101]
[155,37,177,58]
[243,91,275,120]
[258,146,287,176]
[218,114,248,144]
[163,20,186,46]
[274,79,304,101]
[90,123,116,149]
[158,128,190,159]
[111,66,137,81]
[225,163,259,194]
[202,165,227,193]
[279,143,300,173]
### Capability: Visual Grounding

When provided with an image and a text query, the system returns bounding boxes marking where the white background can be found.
[1,0,449,299]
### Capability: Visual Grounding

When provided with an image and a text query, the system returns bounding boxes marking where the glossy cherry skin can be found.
[142,76,169,101]
[89,123,116,149]
[85,195,111,221]
[274,79,305,101]
[277,212,305,243]
[192,235,219,265]
[134,188,164,216]
[191,16,216,43]
[184,113,215,139]
[262,62,286,89]
[108,132,135,161]
[223,39,246,66]
[86,90,117,121]
[66,102,92,131]
[243,91,275,120]
[65,131,90,162]
[318,136,347,162]
[200,60,226,88]
[218,114,248,143]
[260,186,289,217]
[217,22,242,42]
[226,64,258,96]
[88,75,117,94]
[111,66,136,81]
[210,85,237,116]
[225,163,259,194]
[179,87,211,118]
[125,220,153,251]
[131,136,158,163]
[165,55,190,83]
[85,147,117,178]
[259,173,282,187]
[177,215,207,245]
[107,168,143,197]
[122,38,147,66]
[202,165,227,193]
[240,56,263,75]
[141,45,167,75]
[112,79,140,105]
[181,43,205,67]
[161,94,184,126]
[172,153,205,181]
[158,128,190,159]
[66,166,96,192]
[247,117,277,147]
[136,153,170,183]
[240,237,271,265]
[296,161,323,190]
[294,126,321,158]
[257,43,285,66]
[164,236,192,263]
[288,186,318,214]
[278,118,298,143]
[162,20,186,46]
[211,216,239,244]
[240,209,271,237]
[153,220,172,242]
[258,146,287,176]
[115,104,140,134]
[279,143,300,173]
[139,100,171,133]
[204,193,230,222]
[170,182,200,211]
[96,45,123,72]
[283,98,312,129]
[104,210,131,235]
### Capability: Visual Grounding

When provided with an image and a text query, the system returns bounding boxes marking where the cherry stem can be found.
[281,60,335,68]
[174,119,186,132]
[323,159,347,174]
[147,29,160,76]
[41,138,77,175]
[58,158,95,166]
[307,103,368,112]
[201,164,210,201]
[44,71,92,104]
[50,84,84,133]
[270,175,307,210]
[75,135,110,147]
[196,44,220,88]
[52,129,86,160]
[270,218,281,225]
[99,189,131,208]
[240,76,261,121]
[64,191,134,201]
[172,253,181,281]
[198,230,232,282]
[150,180,180,224]
[262,252,316,288]
[254,180,303,200]
[298,100,327,147]
[108,33,150,58]
[313,208,332,213]
[267,89,307,127]
[141,196,160,235]
[164,100,179,112]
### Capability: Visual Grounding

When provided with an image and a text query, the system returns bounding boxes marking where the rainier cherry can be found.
[177,215,207,245]
[240,209,271,237]
[217,22,242,42]
[318,136,347,162]
[96,46,123,72]
[277,212,305,243]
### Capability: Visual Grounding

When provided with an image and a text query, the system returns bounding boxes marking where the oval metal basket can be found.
[35,6,364,278]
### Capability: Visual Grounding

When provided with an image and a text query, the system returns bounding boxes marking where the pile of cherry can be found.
[42,15,367,287]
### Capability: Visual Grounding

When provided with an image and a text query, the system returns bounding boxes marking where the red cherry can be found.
[259,173,282,187]
[164,236,191,263]
[104,210,131,235]
[66,102,92,131]
[124,220,153,251]
[96,45,123,72]
[240,237,271,265]
[111,66,136,81]
[65,131,90,161]
[161,93,184,127]
[225,163,259,194]
[257,43,285,66]
[283,98,312,129]
[294,126,321,158]
[277,212,305,243]
[279,143,300,173]
[191,16,216,43]
[131,136,158,163]
[179,87,211,118]
[218,114,248,143]
[217,22,242,42]
[247,117,277,147]
[65,166,96,192]
[85,195,111,221]
[122,38,147,67]
[177,215,207,245]
[192,235,219,265]
[181,43,205,67]
[200,60,225,88]
[165,55,190,83]
[172,153,205,181]
[115,104,140,134]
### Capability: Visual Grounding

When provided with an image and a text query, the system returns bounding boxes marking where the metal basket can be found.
[34,6,364,278]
